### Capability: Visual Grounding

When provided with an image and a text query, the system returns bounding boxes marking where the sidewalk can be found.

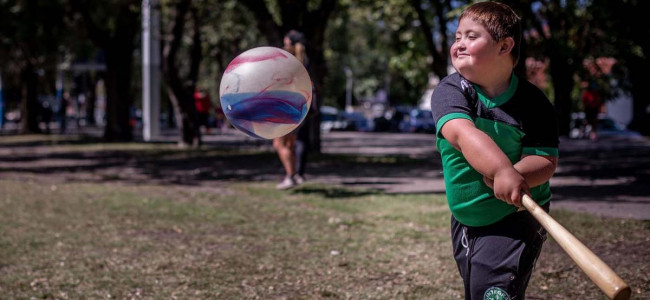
[202,130,650,220]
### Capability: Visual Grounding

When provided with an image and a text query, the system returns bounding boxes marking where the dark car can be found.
[399,109,436,133]
[341,112,374,132]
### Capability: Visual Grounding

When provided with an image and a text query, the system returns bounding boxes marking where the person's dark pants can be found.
[451,202,549,300]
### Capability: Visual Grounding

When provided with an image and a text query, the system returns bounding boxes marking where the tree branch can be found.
[69,0,111,47]
[188,6,202,85]
[163,0,191,87]
[411,0,447,78]
[239,0,282,45]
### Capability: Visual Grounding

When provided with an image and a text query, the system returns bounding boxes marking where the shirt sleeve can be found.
[430,75,475,138]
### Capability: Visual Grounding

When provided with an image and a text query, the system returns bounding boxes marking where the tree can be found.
[411,0,451,80]
[161,0,203,147]
[0,0,66,134]
[500,0,587,136]
[325,0,432,110]
[539,1,588,136]
[239,0,338,153]
[587,0,650,135]
[199,0,261,93]
[518,0,648,136]
[71,0,140,141]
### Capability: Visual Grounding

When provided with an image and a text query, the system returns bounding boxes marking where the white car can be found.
[320,106,347,132]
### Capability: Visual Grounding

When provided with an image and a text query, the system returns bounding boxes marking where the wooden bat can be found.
[522,194,631,300]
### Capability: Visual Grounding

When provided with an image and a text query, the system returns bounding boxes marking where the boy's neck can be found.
[475,69,514,99]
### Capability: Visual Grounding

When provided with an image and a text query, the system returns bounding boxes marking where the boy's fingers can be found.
[514,187,531,208]
[511,190,522,207]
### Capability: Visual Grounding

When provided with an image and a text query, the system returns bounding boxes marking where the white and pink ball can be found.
[219,47,312,139]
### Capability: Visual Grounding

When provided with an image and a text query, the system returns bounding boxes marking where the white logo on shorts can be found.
[484,286,510,300]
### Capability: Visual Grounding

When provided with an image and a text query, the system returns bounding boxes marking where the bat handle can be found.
[521,195,631,300]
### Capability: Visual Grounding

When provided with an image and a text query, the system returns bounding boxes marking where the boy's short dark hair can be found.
[460,1,522,66]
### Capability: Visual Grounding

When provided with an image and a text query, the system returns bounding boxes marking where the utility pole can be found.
[142,0,161,141]
[344,66,353,113]
[0,72,4,129]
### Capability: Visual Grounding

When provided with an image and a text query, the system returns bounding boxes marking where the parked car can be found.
[320,106,347,132]
[570,112,642,139]
[399,108,436,133]
[383,106,412,132]
[341,112,375,132]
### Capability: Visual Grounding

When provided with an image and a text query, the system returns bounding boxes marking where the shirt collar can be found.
[473,73,518,109]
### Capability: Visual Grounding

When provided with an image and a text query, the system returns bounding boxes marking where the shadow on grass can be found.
[0,133,105,147]
[551,138,650,205]
[3,134,650,206]
[0,134,442,192]
[292,186,381,199]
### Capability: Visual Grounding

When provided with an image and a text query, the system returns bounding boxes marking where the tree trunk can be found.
[547,40,574,136]
[543,1,577,137]
[304,29,327,153]
[166,87,199,147]
[103,42,136,141]
[162,0,202,148]
[239,0,337,153]
[627,56,650,135]
[297,0,337,154]
[20,63,40,134]
[549,64,573,136]
[625,1,650,135]
[71,0,139,142]
[411,0,449,80]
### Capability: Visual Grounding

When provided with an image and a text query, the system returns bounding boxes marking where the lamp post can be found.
[0,72,4,129]
[344,66,353,113]
[142,0,161,141]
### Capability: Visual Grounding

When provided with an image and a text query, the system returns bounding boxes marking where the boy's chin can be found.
[453,66,476,81]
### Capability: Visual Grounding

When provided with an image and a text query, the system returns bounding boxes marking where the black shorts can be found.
[451,202,549,300]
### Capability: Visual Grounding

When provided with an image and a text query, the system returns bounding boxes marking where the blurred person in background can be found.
[274,29,311,190]
[194,88,212,135]
[581,82,602,141]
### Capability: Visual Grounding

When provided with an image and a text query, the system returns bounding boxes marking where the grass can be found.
[0,180,460,299]
[0,135,648,299]
[1,180,648,299]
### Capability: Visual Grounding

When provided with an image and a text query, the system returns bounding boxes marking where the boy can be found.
[430,2,559,299]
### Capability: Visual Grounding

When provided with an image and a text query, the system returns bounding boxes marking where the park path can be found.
[2,128,649,220]
[204,130,650,220]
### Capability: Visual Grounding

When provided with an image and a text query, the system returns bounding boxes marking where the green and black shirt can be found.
[431,72,559,227]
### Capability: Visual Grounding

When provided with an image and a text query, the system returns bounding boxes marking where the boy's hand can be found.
[492,167,529,207]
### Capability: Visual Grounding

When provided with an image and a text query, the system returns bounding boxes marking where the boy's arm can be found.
[484,155,558,190]
[513,155,558,187]
[441,118,529,207]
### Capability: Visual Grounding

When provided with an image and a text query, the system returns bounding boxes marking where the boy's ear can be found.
[499,37,515,55]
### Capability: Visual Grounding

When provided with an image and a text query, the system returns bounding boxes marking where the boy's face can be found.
[451,18,502,82]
